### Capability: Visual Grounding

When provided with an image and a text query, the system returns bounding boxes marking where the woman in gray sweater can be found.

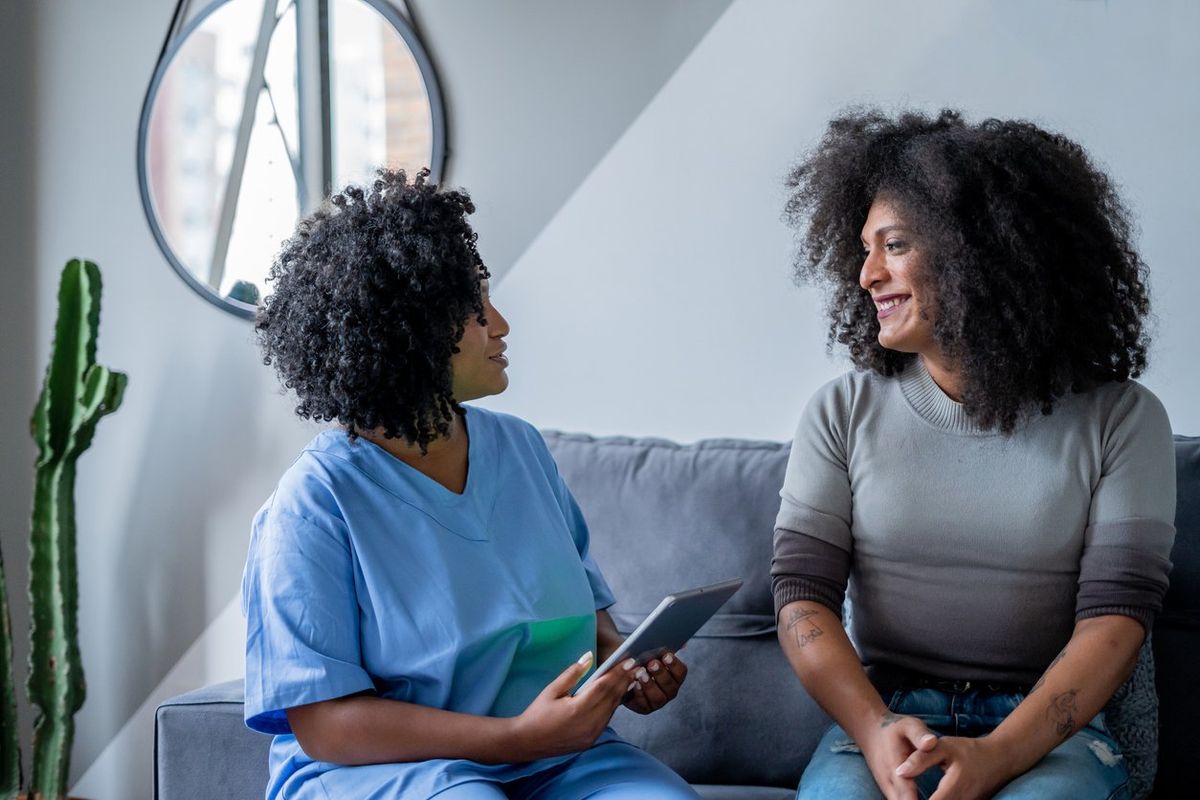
[773,109,1174,799]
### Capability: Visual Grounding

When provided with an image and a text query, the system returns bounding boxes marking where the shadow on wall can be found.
[95,322,281,736]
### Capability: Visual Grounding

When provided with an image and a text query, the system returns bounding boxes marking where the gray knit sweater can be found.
[770,359,1176,685]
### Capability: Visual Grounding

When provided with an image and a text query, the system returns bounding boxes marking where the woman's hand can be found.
[509,652,636,761]
[857,711,940,800]
[593,609,688,714]
[894,735,1012,800]
[622,652,688,715]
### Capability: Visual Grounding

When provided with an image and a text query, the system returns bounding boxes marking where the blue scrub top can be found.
[242,407,619,799]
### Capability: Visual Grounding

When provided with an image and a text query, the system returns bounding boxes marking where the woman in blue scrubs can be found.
[243,169,698,799]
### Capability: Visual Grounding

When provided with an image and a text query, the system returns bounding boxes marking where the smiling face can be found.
[449,277,511,402]
[859,196,938,357]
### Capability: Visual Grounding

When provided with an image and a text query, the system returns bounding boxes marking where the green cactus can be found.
[25,259,126,799]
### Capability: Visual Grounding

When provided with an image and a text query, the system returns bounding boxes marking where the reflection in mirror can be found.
[140,0,445,318]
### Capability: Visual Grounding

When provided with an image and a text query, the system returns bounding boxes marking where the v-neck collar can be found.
[307,407,498,532]
[363,410,477,504]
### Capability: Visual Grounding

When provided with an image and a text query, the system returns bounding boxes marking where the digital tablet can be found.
[575,578,743,693]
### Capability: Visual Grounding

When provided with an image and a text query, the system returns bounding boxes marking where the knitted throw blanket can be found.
[1104,636,1157,800]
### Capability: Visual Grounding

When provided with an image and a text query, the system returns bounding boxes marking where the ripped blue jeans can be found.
[797,687,1130,799]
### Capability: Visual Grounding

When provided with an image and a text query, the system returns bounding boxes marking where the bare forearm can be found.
[286,695,517,765]
[989,615,1143,775]
[596,609,624,663]
[778,600,888,743]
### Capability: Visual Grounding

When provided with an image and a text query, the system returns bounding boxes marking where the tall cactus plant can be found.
[24,259,126,799]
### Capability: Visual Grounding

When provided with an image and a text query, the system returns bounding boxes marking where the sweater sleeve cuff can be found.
[1075,604,1155,634]
[772,576,845,622]
[771,528,851,622]
[1075,541,1170,636]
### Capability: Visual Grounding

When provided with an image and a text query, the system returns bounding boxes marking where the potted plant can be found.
[0,259,127,800]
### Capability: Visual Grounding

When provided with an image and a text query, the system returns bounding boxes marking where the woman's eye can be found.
[885,240,906,252]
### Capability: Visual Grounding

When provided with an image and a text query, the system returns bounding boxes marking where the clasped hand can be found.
[510,650,688,761]
[864,712,1012,800]
[622,650,688,715]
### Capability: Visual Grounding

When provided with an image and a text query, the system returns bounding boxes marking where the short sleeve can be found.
[771,376,854,618]
[523,421,617,611]
[242,506,375,734]
[555,476,617,611]
[1077,384,1177,631]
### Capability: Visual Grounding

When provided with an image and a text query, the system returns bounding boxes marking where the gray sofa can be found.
[156,433,1199,799]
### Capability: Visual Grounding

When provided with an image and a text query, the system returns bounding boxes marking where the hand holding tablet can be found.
[576,578,742,694]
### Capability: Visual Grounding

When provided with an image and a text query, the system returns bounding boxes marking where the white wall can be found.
[418,0,734,271]
[6,1,1197,798]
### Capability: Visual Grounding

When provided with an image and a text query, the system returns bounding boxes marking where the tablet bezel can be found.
[575,577,743,694]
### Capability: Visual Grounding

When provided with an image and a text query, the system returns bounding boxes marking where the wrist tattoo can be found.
[880,712,901,729]
[785,607,824,649]
[1046,689,1080,739]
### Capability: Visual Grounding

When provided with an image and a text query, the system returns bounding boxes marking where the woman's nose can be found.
[486,300,511,337]
[859,249,886,291]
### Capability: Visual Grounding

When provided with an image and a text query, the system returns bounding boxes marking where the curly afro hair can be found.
[256,167,488,451]
[785,108,1152,432]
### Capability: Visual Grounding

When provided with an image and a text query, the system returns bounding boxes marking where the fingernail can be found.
[637,669,650,683]
[920,734,936,745]
[628,681,638,692]
[577,651,593,666]
[895,764,910,776]
[649,661,661,673]
[622,659,637,671]
[664,653,675,665]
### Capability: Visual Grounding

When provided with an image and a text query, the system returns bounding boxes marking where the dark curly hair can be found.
[256,168,488,451]
[785,108,1151,432]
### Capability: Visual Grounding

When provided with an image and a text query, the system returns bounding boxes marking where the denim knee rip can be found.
[1087,738,1123,767]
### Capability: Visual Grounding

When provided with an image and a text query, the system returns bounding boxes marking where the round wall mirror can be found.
[138,0,446,318]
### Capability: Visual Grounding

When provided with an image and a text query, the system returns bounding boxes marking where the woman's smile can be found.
[874,293,911,320]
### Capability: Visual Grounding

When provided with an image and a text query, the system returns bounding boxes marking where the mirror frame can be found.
[137,0,448,320]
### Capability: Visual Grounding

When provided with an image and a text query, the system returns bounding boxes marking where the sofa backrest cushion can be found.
[545,432,824,788]
[1153,435,1200,793]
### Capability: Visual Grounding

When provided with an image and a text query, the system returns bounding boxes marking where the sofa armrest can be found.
[155,680,270,800]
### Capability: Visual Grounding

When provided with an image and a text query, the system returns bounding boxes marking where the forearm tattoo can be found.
[1046,689,1080,739]
[785,607,824,649]
[1029,645,1068,696]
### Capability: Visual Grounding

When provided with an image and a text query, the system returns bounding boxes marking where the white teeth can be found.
[878,297,907,310]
